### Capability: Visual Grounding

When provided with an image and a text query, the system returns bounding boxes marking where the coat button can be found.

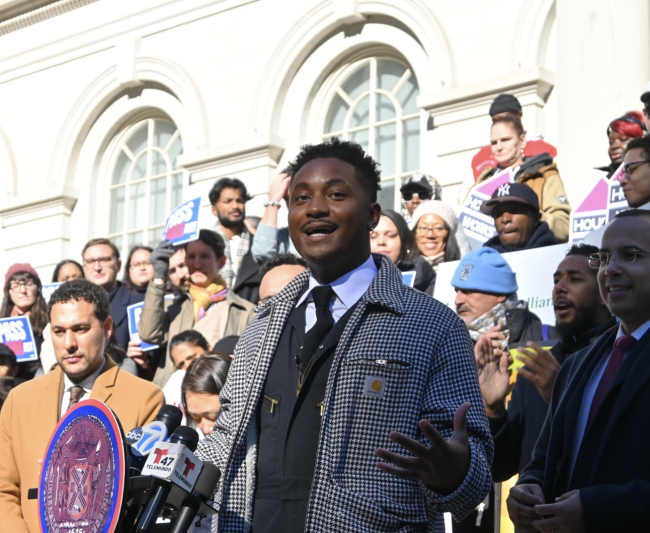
[319,344,324,349]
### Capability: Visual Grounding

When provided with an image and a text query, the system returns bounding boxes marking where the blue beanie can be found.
[451,248,518,294]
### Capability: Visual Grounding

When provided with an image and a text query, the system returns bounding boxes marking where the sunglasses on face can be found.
[402,190,432,201]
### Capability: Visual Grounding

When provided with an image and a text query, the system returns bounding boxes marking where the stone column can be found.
[556,0,650,205]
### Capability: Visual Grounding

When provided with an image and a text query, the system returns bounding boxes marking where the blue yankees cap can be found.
[480,182,539,217]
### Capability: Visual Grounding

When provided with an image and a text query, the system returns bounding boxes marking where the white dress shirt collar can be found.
[63,357,106,396]
[615,318,650,342]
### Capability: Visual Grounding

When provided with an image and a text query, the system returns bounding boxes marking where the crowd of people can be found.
[2,85,650,533]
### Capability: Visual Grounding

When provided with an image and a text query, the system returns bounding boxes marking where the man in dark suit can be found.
[82,238,143,349]
[508,209,650,532]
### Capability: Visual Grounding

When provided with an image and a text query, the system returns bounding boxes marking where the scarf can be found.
[423,252,446,272]
[465,299,527,348]
[189,278,228,323]
[214,224,251,288]
[10,306,27,318]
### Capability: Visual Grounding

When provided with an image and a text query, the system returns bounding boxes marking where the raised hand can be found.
[374,402,471,496]
[516,343,561,404]
[150,240,176,281]
[475,333,510,417]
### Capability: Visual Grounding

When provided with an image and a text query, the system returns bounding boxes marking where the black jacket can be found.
[596,161,619,179]
[108,281,145,350]
[483,221,558,253]
[232,248,261,305]
[490,317,616,482]
[506,306,556,345]
[395,255,436,296]
[519,324,650,532]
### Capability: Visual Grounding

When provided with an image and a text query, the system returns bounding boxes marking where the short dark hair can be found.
[258,253,308,278]
[82,238,121,261]
[614,208,650,220]
[52,260,84,283]
[170,330,210,352]
[181,353,232,415]
[48,279,110,322]
[380,209,417,262]
[289,137,382,203]
[625,136,650,161]
[208,177,252,206]
[566,243,599,257]
[191,229,226,260]
[0,344,17,368]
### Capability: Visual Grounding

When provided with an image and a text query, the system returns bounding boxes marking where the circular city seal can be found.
[38,399,126,533]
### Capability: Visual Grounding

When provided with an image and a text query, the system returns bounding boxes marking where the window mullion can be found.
[369,58,377,158]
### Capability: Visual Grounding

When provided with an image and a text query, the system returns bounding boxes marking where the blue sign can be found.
[42,282,62,303]
[0,316,38,362]
[127,295,173,351]
[401,271,416,288]
[162,197,201,245]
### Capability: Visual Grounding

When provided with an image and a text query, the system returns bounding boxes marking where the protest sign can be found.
[127,296,173,351]
[41,283,62,303]
[0,316,39,362]
[433,243,570,325]
[162,197,201,245]
[401,271,416,287]
[458,168,514,250]
[570,163,629,243]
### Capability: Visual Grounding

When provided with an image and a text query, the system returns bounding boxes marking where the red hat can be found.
[4,263,40,290]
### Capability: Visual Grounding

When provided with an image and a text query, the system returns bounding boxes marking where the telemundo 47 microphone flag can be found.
[38,399,127,533]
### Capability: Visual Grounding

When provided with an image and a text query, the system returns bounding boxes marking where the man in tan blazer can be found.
[0,279,164,533]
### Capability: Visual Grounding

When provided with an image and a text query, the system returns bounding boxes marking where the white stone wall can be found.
[0,0,645,282]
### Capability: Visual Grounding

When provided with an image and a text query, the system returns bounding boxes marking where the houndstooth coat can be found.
[196,254,493,532]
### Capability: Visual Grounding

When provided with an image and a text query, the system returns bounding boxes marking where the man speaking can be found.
[0,279,164,533]
[197,138,493,532]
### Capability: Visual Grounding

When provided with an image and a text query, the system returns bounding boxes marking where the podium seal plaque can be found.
[38,399,126,533]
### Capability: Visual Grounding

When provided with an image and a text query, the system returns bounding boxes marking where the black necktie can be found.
[299,285,335,385]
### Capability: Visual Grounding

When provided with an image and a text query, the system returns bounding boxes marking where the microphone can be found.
[128,405,183,472]
[136,427,203,533]
[169,462,221,533]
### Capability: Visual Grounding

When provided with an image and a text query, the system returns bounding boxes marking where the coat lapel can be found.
[557,330,616,463]
[591,327,650,469]
[89,356,118,404]
[42,367,65,422]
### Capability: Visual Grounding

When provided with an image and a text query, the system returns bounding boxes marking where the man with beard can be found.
[209,177,261,303]
[475,244,614,486]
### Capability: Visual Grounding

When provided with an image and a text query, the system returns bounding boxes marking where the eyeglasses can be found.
[82,256,115,267]
[588,248,650,269]
[416,225,448,235]
[130,261,152,269]
[9,279,36,291]
[622,160,650,176]
[402,191,432,201]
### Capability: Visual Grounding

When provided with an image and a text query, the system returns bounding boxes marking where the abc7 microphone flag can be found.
[38,399,127,533]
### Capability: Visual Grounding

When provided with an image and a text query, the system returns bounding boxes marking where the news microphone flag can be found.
[141,441,203,493]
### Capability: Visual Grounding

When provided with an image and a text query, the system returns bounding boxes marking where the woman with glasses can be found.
[410,201,470,272]
[370,209,437,295]
[0,263,49,379]
[598,111,645,179]
[122,246,155,294]
[468,114,572,243]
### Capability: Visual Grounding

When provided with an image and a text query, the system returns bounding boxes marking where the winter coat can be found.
[396,255,436,296]
[196,254,493,533]
[483,221,558,253]
[475,153,572,243]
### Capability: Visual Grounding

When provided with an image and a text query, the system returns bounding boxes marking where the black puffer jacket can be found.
[395,255,436,296]
[483,221,558,253]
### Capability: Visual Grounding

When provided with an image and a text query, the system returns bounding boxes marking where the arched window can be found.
[108,118,183,256]
[321,58,420,209]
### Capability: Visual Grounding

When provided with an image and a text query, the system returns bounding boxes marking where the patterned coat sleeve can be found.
[420,319,493,520]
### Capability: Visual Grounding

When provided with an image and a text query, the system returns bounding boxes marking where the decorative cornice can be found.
[0,0,99,35]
